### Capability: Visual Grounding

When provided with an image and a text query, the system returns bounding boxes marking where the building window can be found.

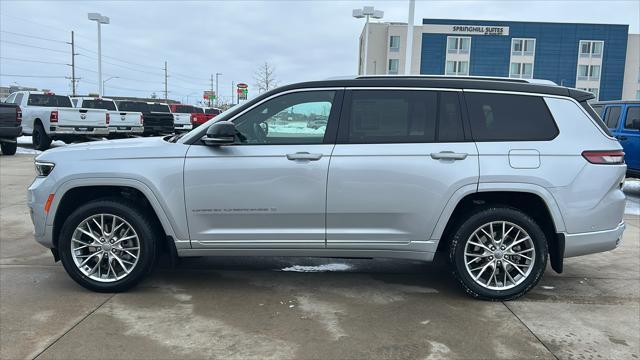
[636,90,640,99]
[388,59,399,75]
[447,36,471,54]
[577,65,600,81]
[511,38,536,56]
[389,36,400,52]
[510,62,533,79]
[446,60,469,76]
[579,40,604,58]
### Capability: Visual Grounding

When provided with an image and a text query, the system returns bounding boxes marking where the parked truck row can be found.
[0,91,222,153]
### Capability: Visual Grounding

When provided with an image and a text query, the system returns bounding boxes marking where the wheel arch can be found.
[49,179,182,251]
[433,184,566,273]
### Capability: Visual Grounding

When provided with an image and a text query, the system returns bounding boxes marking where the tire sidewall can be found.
[0,142,17,155]
[58,199,156,292]
[450,207,548,300]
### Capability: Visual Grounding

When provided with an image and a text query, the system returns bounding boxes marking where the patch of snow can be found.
[541,286,555,290]
[281,263,351,272]
[15,147,41,155]
[425,341,452,360]
[623,179,640,193]
[296,295,347,340]
[420,320,431,325]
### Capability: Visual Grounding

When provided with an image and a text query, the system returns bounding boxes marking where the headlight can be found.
[35,161,55,177]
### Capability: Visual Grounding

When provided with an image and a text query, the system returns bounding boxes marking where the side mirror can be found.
[203,121,236,146]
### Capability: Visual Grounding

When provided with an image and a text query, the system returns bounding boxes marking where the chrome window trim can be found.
[344,87,462,92]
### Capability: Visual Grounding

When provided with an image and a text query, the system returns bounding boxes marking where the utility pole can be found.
[215,72,222,107]
[231,81,235,106]
[209,74,214,107]
[69,31,77,96]
[163,61,168,101]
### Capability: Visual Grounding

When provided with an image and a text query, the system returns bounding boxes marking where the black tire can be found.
[58,198,157,292]
[0,141,17,155]
[32,122,52,151]
[449,206,548,301]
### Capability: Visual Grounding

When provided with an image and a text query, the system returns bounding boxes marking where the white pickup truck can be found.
[7,91,108,150]
[72,97,143,138]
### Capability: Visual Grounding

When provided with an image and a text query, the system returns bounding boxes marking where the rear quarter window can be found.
[465,93,558,141]
[624,106,640,130]
[603,106,622,129]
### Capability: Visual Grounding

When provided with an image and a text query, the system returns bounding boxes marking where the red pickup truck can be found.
[203,107,222,122]
[169,104,207,128]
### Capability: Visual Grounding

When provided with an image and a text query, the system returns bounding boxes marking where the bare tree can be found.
[254,62,278,94]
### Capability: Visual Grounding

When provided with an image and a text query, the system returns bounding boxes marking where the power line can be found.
[0,74,68,79]
[0,30,68,44]
[0,40,69,54]
[0,56,68,66]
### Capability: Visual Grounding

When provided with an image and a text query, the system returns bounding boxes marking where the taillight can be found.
[105,113,110,125]
[16,106,22,125]
[582,150,625,165]
[140,114,144,125]
[50,111,58,123]
[190,114,196,124]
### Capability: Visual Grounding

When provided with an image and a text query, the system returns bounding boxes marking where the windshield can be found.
[28,94,72,108]
[117,101,149,112]
[149,103,170,112]
[80,99,117,111]
[173,105,197,114]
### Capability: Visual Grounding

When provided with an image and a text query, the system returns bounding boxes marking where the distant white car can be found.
[5,91,109,150]
[72,97,143,137]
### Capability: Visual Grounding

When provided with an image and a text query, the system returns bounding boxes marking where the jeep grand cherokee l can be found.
[28,76,626,300]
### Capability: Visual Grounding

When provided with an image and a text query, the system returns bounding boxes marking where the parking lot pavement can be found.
[1,153,639,360]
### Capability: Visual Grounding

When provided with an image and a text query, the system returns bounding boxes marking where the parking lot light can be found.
[88,12,110,97]
[353,6,384,75]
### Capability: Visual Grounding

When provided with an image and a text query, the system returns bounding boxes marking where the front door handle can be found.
[430,151,468,160]
[286,152,323,161]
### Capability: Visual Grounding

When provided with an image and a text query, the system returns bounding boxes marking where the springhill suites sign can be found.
[423,24,510,36]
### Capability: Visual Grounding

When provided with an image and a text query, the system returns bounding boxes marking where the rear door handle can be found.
[286,152,323,161]
[430,151,468,160]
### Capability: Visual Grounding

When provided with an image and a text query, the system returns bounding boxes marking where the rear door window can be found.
[603,106,622,129]
[624,106,640,130]
[465,93,558,141]
[343,90,464,144]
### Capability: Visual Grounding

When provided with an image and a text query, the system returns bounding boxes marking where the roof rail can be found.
[355,75,557,85]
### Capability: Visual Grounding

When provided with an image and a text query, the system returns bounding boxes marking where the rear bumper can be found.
[109,126,144,134]
[0,126,22,139]
[51,126,109,136]
[143,125,174,135]
[174,123,193,132]
[563,221,626,258]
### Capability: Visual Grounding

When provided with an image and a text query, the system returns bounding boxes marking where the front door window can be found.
[234,91,335,144]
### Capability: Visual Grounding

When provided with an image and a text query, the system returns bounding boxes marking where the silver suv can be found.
[28,76,627,300]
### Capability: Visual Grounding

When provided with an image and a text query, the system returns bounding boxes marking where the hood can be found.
[36,136,189,163]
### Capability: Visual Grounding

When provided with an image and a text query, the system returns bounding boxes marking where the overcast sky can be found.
[1,0,638,104]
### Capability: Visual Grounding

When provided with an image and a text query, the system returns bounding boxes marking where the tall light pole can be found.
[102,76,119,96]
[215,72,222,107]
[353,6,383,75]
[88,12,110,96]
[405,0,415,75]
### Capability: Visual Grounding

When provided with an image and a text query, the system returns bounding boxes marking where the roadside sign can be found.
[203,90,216,100]
[237,83,248,89]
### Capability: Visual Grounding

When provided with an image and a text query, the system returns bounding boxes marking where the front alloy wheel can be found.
[59,198,156,292]
[70,214,141,282]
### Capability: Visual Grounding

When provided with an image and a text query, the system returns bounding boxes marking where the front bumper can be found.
[563,221,626,258]
[51,126,109,136]
[28,176,55,248]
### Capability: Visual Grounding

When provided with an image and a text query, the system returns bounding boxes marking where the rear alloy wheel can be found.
[59,199,156,292]
[449,207,547,300]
